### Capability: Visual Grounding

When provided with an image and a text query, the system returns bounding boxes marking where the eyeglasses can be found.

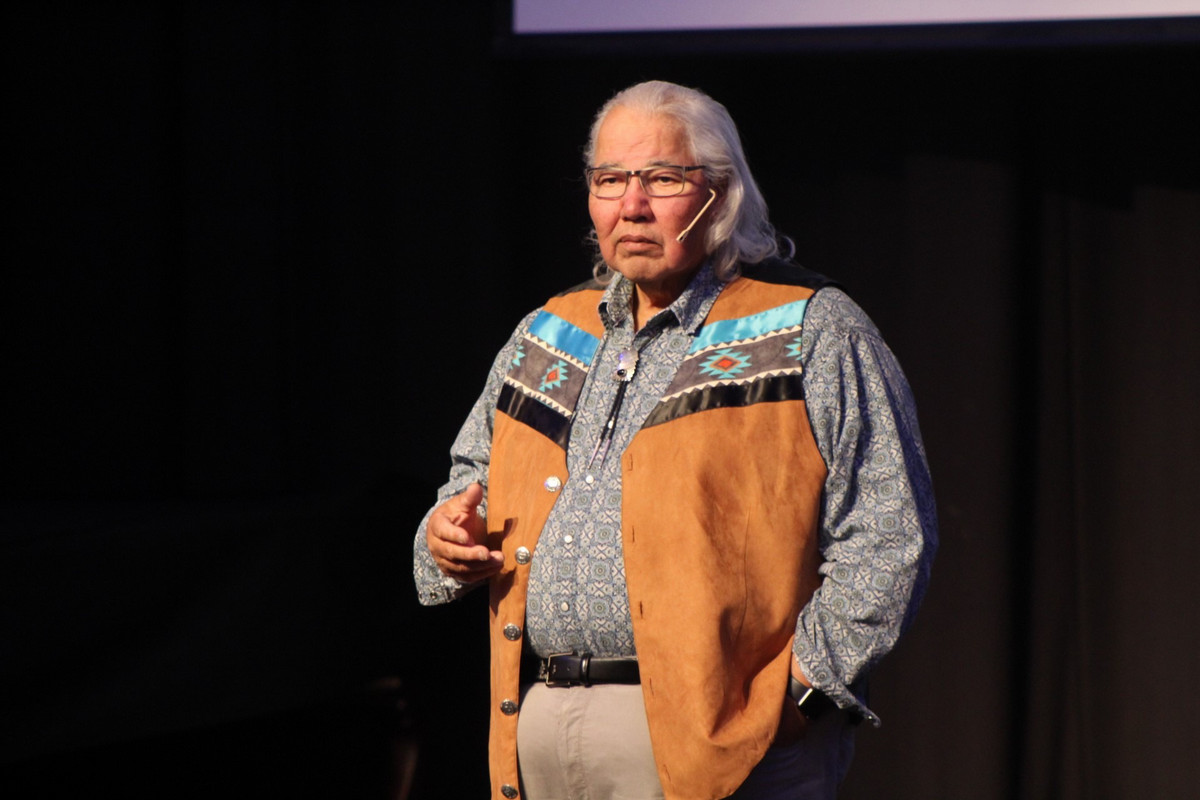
[585,164,706,199]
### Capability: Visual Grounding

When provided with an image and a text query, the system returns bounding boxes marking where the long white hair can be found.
[584,80,783,282]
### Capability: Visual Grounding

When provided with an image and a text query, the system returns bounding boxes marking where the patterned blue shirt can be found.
[414,263,937,722]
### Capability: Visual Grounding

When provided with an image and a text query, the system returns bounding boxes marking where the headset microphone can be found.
[676,188,719,243]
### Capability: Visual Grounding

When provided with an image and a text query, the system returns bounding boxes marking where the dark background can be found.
[3,3,1198,798]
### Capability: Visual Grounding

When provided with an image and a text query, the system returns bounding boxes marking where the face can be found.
[588,107,716,303]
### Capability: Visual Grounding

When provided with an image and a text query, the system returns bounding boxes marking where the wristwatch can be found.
[788,675,838,721]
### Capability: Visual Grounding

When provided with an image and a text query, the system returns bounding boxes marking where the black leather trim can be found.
[643,372,806,428]
[497,382,571,450]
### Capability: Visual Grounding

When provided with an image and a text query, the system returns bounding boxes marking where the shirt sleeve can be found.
[413,309,541,606]
[793,288,938,725]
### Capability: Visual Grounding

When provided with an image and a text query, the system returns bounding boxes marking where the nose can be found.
[620,176,654,220]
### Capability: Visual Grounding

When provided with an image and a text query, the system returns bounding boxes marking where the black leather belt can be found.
[539,653,640,687]
[788,675,865,725]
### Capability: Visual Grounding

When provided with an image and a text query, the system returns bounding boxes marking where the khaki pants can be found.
[516,682,855,800]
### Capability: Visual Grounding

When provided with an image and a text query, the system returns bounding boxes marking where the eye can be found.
[592,170,624,187]
[646,168,683,188]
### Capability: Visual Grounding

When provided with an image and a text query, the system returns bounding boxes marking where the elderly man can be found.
[414,80,937,800]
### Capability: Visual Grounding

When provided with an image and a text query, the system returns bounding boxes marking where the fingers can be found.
[430,483,484,543]
[428,507,471,547]
[428,531,503,581]
[427,483,501,581]
[432,543,504,582]
[427,515,492,563]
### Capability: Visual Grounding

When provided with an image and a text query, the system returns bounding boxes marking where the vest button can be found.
[501,785,519,798]
[500,699,518,715]
[503,623,521,641]
[515,546,532,565]
[543,475,562,492]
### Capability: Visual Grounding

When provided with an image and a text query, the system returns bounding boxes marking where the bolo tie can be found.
[586,336,655,471]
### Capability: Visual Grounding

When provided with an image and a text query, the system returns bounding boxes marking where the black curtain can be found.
[4,3,1198,798]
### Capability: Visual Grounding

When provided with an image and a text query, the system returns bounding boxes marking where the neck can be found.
[628,266,702,330]
[631,285,676,331]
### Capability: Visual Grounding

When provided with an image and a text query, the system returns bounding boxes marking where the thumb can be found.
[457,482,484,514]
[449,482,486,539]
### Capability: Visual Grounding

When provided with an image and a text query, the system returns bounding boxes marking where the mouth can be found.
[618,234,660,248]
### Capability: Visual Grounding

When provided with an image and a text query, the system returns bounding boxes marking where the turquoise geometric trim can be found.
[690,298,809,352]
[785,336,805,360]
[538,359,570,393]
[698,348,752,380]
[529,310,601,365]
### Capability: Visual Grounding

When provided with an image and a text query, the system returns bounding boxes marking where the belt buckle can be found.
[543,651,588,687]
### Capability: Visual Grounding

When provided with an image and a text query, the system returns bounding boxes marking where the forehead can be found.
[592,107,692,167]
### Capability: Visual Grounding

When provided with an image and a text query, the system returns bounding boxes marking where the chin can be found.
[611,254,664,276]
[611,265,660,286]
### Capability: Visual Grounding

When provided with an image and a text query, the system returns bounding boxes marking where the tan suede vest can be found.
[485,267,828,800]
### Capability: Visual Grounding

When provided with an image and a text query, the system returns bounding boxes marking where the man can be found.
[414,80,937,800]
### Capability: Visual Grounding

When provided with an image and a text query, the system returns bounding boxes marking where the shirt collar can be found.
[597,261,724,336]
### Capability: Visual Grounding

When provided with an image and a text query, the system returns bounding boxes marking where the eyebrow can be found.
[589,159,683,170]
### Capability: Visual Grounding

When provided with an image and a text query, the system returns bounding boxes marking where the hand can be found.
[773,692,809,748]
[425,483,503,583]
[774,658,812,748]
